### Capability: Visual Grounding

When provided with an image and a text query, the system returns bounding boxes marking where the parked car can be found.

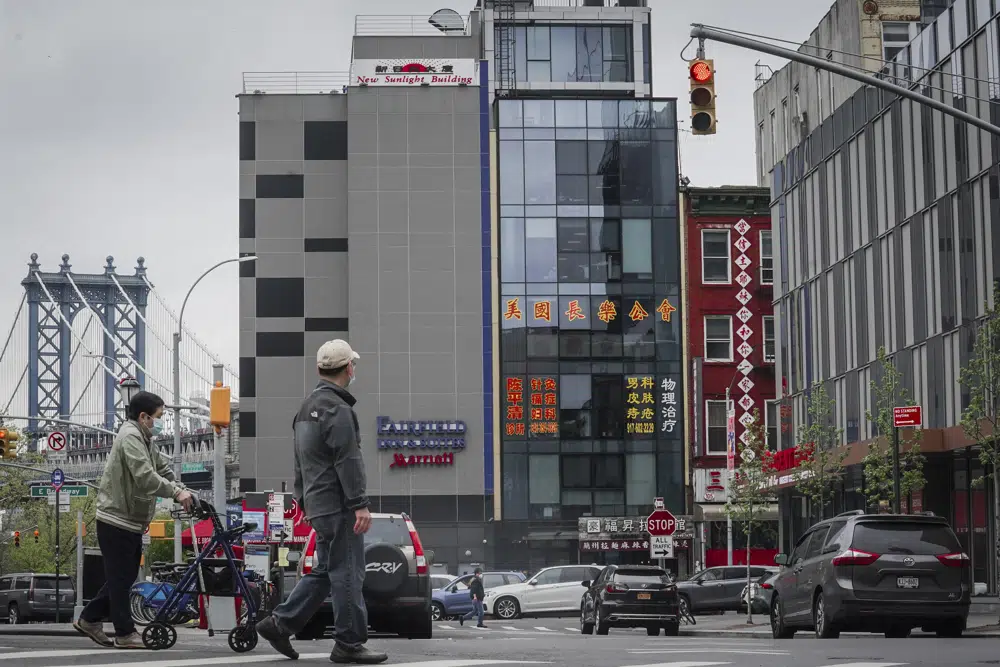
[292,513,432,639]
[739,571,779,615]
[770,511,970,639]
[483,565,603,620]
[675,566,775,616]
[430,574,455,591]
[0,573,75,624]
[431,571,526,621]
[580,565,680,637]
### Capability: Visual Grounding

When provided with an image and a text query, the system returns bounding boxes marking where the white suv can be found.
[483,565,602,620]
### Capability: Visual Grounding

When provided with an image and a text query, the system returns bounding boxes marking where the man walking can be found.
[75,391,195,649]
[459,568,487,629]
[256,340,387,664]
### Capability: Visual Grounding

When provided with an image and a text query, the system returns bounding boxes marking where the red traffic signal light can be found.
[33,530,39,543]
[689,60,713,83]
[12,531,20,548]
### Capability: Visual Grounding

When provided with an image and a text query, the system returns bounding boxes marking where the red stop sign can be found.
[647,509,677,536]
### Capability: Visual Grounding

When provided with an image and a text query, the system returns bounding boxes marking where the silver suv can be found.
[292,513,432,639]
[0,573,75,624]
[770,511,970,639]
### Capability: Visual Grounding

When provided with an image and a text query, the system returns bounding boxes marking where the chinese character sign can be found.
[625,376,656,436]
[659,377,679,435]
[504,377,525,437]
[528,376,559,436]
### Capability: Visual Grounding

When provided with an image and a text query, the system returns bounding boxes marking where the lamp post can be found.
[118,376,141,406]
[172,256,257,562]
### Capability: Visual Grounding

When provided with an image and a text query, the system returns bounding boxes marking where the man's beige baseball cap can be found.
[317,339,360,370]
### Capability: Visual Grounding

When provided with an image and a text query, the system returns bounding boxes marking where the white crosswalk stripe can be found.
[439,624,455,629]
[564,627,578,632]
[629,649,789,656]
[624,662,732,667]
[533,626,555,632]
[0,649,157,661]
[502,625,517,630]
[815,664,907,667]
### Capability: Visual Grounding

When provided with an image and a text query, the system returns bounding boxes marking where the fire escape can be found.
[495,0,516,97]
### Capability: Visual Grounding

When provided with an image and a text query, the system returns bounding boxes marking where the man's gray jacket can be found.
[293,381,370,519]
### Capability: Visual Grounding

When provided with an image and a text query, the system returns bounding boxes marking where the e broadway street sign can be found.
[30,485,88,498]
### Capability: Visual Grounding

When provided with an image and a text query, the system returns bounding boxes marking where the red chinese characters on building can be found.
[505,377,525,436]
[528,377,558,435]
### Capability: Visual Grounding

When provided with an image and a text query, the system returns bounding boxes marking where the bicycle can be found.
[678,597,697,626]
[131,563,200,626]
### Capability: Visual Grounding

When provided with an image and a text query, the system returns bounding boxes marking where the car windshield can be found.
[852,522,960,556]
[364,517,410,548]
[613,570,670,586]
[33,576,73,589]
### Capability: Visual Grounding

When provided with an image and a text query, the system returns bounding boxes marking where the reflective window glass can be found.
[588,100,619,128]
[499,100,523,128]
[702,230,731,283]
[525,218,557,282]
[527,61,551,82]
[604,26,630,61]
[559,295,590,330]
[576,26,603,82]
[591,219,620,251]
[588,140,614,175]
[500,218,525,282]
[499,141,524,205]
[527,25,550,60]
[556,175,588,205]
[557,218,588,251]
[550,26,577,82]
[556,141,588,175]
[523,100,555,127]
[560,375,592,438]
[560,331,591,358]
[704,316,733,361]
[528,455,560,504]
[622,219,652,276]
[524,141,556,204]
[558,253,590,281]
[556,100,587,127]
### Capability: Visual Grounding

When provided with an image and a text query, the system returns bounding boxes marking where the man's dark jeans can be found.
[462,599,484,626]
[80,520,143,636]
[272,512,368,649]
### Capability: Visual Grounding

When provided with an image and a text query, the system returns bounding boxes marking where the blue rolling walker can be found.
[141,499,261,652]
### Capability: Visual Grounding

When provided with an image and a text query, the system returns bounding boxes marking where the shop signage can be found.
[694,468,728,503]
[389,452,455,469]
[503,377,559,436]
[625,376,656,435]
[578,515,691,539]
[376,417,466,449]
[770,445,804,473]
[659,377,679,434]
[581,539,650,552]
[351,59,479,86]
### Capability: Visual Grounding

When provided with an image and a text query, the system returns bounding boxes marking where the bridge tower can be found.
[21,254,149,432]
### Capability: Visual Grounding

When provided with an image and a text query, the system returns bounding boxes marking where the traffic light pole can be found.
[55,487,60,624]
[689,24,1000,138]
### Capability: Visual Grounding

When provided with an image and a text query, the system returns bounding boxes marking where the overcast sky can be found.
[0,0,832,373]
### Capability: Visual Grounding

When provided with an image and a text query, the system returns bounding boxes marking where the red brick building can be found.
[682,186,778,568]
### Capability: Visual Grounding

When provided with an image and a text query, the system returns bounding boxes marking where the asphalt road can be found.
[0,619,997,667]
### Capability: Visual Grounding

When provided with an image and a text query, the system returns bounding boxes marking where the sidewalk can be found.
[677,612,1000,638]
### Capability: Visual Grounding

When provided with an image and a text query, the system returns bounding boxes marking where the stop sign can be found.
[647,509,677,537]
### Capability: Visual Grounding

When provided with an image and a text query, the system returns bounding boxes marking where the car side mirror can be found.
[774,553,788,566]
[695,579,704,585]
[449,585,458,593]
[528,580,537,585]
[581,580,590,588]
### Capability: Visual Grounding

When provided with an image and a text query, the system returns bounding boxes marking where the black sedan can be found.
[580,565,680,637]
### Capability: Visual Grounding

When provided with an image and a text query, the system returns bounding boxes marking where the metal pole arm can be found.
[0,461,99,489]
[689,24,1000,138]
[0,415,116,436]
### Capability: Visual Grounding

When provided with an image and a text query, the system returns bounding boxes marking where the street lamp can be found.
[172,255,257,562]
[118,376,141,411]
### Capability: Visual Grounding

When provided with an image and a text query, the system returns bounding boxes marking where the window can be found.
[515,25,633,83]
[759,230,773,285]
[705,400,732,455]
[882,22,915,63]
[780,98,788,157]
[528,455,560,505]
[482,574,506,589]
[769,110,776,162]
[701,230,731,283]
[622,219,652,276]
[765,400,779,450]
[763,316,775,363]
[704,316,733,361]
[531,568,562,585]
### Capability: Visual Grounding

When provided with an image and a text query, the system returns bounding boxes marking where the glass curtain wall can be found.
[497,98,682,522]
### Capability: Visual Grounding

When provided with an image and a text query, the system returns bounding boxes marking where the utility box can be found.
[210,385,231,427]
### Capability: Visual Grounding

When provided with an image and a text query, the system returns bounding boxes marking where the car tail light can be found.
[302,530,317,575]
[27,580,34,603]
[832,548,880,566]
[760,583,773,590]
[404,515,427,575]
[936,552,970,567]
[605,583,628,593]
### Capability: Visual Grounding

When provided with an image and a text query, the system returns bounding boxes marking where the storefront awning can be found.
[694,503,779,522]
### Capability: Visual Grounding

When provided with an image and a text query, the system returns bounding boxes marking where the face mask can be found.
[150,417,164,435]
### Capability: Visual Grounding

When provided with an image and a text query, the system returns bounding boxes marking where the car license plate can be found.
[637,593,651,600]
[897,576,919,589]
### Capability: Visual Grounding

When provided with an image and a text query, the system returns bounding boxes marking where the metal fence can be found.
[241,72,350,95]
[353,14,470,36]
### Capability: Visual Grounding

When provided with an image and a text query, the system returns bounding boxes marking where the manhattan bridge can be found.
[0,254,240,495]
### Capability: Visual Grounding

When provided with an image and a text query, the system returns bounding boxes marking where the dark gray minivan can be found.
[770,511,970,639]
[0,573,75,624]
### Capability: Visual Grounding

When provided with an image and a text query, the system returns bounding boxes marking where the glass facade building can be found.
[495,98,684,533]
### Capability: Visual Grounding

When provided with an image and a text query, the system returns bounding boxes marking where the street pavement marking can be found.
[47,655,553,667]
[629,649,789,656]
[503,625,517,630]
[533,626,555,632]
[439,624,455,629]
[0,649,156,660]
[815,664,908,667]
[564,627,578,632]
[624,662,732,667]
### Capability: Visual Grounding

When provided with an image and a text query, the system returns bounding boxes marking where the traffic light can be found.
[689,58,717,135]
[33,530,39,544]
[12,532,19,548]
[210,381,231,428]
[0,428,18,459]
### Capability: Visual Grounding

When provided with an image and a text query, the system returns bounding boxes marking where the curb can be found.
[678,628,1000,639]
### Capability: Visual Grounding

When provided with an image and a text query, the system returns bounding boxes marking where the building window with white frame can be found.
[701,229,731,284]
[763,315,776,363]
[760,230,773,285]
[765,400,779,450]
[706,399,732,455]
[704,316,733,362]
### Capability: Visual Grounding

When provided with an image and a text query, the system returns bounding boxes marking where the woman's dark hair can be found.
[128,391,165,420]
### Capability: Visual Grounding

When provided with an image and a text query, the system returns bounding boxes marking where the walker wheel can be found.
[143,621,177,650]
[228,625,258,653]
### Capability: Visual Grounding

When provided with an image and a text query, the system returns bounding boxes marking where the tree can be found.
[862,346,925,510]
[958,284,1000,618]
[794,382,848,521]
[724,408,775,625]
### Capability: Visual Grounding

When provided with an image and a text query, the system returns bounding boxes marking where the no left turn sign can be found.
[48,432,66,452]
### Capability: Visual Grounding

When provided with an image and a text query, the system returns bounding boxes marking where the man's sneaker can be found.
[477,624,488,629]
[329,643,388,664]
[255,615,299,660]
[458,616,464,626]
[73,619,113,647]
[113,632,145,649]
